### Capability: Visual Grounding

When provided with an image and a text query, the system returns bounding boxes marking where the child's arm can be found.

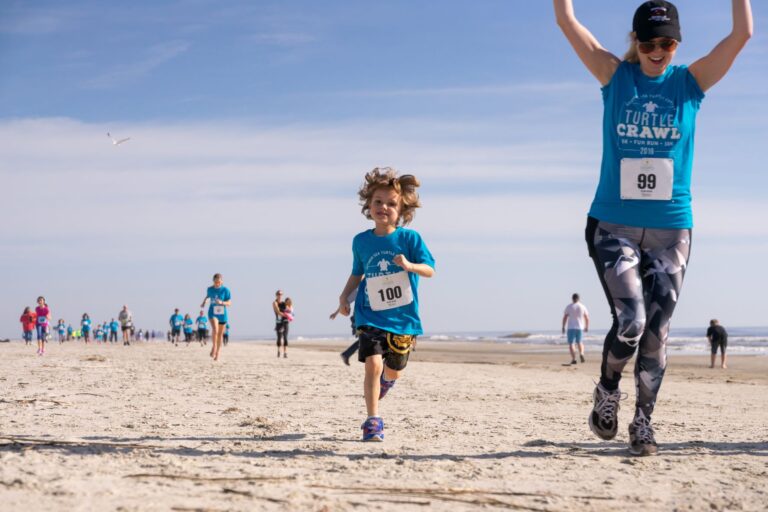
[393,254,434,278]
[338,274,363,316]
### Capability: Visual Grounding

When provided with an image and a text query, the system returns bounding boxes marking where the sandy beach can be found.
[1,339,766,511]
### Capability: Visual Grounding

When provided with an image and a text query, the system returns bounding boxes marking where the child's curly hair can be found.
[359,167,421,226]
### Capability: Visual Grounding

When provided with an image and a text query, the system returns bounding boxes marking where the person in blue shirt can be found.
[169,308,183,346]
[109,319,119,343]
[81,313,92,344]
[223,324,230,346]
[66,324,73,341]
[555,0,752,456]
[183,314,195,344]
[195,311,208,345]
[56,319,66,344]
[201,273,231,361]
[336,167,435,442]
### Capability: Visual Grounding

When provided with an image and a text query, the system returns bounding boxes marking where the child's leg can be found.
[364,355,384,417]
[340,340,360,365]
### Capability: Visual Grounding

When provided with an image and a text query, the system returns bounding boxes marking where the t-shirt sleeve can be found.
[351,236,364,275]
[681,65,705,107]
[223,288,231,301]
[409,231,435,269]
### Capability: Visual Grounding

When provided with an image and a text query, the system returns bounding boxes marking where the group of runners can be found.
[167,308,230,346]
[11,1,753,456]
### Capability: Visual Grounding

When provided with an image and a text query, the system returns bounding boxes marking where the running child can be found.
[201,273,231,361]
[35,296,51,356]
[336,167,435,441]
[20,307,36,346]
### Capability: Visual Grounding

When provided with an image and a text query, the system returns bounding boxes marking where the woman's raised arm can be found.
[554,0,621,86]
[688,0,752,92]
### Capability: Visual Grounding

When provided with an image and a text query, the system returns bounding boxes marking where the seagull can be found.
[107,132,131,146]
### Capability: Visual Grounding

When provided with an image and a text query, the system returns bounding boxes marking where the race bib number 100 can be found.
[620,158,674,201]
[366,271,413,311]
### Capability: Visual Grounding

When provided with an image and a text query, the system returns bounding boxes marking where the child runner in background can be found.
[336,167,435,441]
[20,307,36,346]
[169,309,183,346]
[223,324,229,346]
[330,287,360,366]
[109,318,119,343]
[35,296,51,356]
[66,324,73,341]
[201,273,231,361]
[57,319,66,343]
[81,313,92,344]
[183,314,194,344]
[195,311,208,345]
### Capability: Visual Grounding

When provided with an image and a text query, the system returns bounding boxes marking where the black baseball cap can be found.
[633,1,682,42]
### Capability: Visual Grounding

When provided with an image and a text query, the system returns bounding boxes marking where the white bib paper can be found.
[213,305,225,315]
[366,271,413,311]
[620,158,673,201]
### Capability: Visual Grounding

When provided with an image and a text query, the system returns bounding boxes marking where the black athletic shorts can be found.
[171,328,181,336]
[357,326,415,371]
[710,339,727,354]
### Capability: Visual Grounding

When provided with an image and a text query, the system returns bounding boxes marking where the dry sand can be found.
[1,339,766,511]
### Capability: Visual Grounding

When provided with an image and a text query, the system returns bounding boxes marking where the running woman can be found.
[81,313,92,344]
[195,310,208,345]
[56,319,66,344]
[554,0,752,456]
[35,296,51,356]
[336,167,435,441]
[169,309,183,346]
[20,307,36,346]
[183,314,195,344]
[201,273,231,361]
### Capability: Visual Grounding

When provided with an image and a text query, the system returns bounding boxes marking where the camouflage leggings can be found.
[586,217,691,419]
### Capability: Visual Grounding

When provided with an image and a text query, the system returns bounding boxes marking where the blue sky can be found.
[1,0,766,338]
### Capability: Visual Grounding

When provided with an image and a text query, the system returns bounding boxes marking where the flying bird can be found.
[107,132,131,146]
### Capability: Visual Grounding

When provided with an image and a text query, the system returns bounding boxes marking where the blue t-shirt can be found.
[590,61,705,229]
[57,323,66,334]
[196,316,208,330]
[81,318,92,331]
[170,314,183,329]
[184,318,194,332]
[352,227,434,335]
[207,286,231,322]
[110,321,119,332]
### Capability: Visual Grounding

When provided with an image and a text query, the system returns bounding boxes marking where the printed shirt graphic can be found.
[351,228,435,335]
[35,306,50,326]
[207,286,231,321]
[591,61,704,229]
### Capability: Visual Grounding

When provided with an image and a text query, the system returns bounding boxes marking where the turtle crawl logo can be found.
[648,7,671,22]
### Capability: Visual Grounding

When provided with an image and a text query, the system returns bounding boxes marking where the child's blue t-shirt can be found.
[207,286,231,322]
[170,314,183,328]
[352,227,434,335]
[590,61,705,229]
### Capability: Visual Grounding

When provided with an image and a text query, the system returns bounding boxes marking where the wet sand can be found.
[1,340,766,511]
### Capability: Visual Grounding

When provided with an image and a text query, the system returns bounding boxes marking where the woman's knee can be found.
[617,316,646,346]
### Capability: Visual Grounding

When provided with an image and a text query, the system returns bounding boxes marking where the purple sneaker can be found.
[361,417,384,442]
[379,374,396,399]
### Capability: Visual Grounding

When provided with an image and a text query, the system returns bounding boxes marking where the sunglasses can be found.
[637,39,678,54]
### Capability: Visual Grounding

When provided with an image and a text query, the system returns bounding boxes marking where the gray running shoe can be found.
[588,383,625,440]
[628,410,658,456]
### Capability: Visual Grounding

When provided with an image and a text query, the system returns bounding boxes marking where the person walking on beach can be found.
[35,296,51,356]
[336,167,435,441]
[272,290,289,358]
[169,308,183,346]
[118,305,133,345]
[20,307,36,346]
[201,273,231,361]
[562,293,589,365]
[707,319,728,369]
[183,314,195,344]
[109,318,119,343]
[554,0,752,456]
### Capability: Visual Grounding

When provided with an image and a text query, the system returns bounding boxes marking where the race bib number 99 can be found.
[366,271,413,311]
[620,158,673,201]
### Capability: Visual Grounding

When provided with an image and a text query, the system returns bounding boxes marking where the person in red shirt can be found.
[19,307,36,346]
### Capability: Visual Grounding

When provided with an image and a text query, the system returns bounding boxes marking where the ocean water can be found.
[287,326,768,356]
